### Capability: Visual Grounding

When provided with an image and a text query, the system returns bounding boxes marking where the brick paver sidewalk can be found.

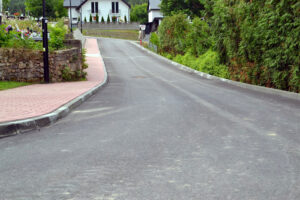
[0,39,105,123]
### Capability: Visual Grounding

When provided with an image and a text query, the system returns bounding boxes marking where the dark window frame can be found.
[91,2,95,13]
[116,2,119,13]
[95,2,99,13]
[112,2,115,13]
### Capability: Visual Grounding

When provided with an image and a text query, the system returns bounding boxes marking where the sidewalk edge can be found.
[0,54,108,138]
[130,42,300,101]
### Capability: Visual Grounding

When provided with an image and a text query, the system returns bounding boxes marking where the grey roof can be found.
[63,0,82,7]
[148,0,161,10]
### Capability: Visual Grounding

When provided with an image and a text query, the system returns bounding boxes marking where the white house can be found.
[147,0,163,33]
[148,0,163,24]
[63,0,131,23]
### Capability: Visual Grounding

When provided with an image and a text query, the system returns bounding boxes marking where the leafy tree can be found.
[160,0,204,18]
[3,0,11,11]
[158,13,190,55]
[130,3,147,24]
[25,0,66,18]
[127,0,147,6]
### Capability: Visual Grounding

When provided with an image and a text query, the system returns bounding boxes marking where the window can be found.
[91,2,95,13]
[112,2,115,13]
[116,2,119,13]
[112,2,119,13]
[95,2,99,13]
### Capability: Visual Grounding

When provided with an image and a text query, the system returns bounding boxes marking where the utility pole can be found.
[80,1,83,33]
[42,0,49,83]
[69,0,72,33]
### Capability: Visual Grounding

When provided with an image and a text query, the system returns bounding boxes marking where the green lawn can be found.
[83,29,139,40]
[0,81,31,91]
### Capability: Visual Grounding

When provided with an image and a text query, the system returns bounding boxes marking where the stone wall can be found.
[0,44,82,83]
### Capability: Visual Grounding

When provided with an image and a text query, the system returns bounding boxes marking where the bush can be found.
[96,14,99,23]
[158,13,191,55]
[150,32,159,47]
[112,16,117,23]
[107,15,110,23]
[84,17,87,23]
[186,17,212,57]
[124,15,127,23]
[89,14,93,23]
[101,16,105,23]
[48,20,67,51]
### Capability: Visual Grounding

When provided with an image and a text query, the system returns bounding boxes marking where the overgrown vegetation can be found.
[130,3,148,24]
[155,0,300,92]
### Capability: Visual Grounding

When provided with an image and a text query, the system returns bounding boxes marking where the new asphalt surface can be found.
[0,37,299,200]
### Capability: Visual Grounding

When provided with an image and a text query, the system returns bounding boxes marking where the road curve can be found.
[0,37,299,200]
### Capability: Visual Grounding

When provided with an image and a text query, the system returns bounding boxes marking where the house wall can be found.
[148,10,163,23]
[78,0,130,23]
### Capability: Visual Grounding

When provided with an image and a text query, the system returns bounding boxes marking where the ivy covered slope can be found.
[156,0,300,92]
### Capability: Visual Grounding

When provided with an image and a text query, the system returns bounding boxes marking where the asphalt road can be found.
[0,38,300,200]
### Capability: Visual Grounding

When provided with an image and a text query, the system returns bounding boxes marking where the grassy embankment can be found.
[83,29,139,40]
[0,81,31,91]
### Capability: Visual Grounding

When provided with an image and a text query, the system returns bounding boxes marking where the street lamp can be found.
[69,0,72,33]
[80,0,83,33]
[42,0,49,83]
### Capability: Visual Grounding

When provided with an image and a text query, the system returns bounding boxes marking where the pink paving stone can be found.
[0,39,105,123]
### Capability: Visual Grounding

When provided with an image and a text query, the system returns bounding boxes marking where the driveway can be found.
[0,37,299,200]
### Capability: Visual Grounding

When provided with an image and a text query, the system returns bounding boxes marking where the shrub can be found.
[107,15,110,23]
[89,14,93,23]
[48,20,67,51]
[124,15,127,23]
[84,17,87,23]
[96,14,99,23]
[101,16,105,23]
[158,13,191,55]
[150,32,159,47]
[186,17,212,57]
[112,16,117,23]
[62,66,73,81]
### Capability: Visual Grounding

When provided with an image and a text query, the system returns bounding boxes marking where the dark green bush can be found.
[48,20,67,51]
[158,13,190,55]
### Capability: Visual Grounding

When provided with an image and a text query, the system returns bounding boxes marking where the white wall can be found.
[148,10,163,23]
[79,0,130,23]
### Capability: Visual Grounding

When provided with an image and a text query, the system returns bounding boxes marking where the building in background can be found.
[147,0,163,33]
[63,0,131,24]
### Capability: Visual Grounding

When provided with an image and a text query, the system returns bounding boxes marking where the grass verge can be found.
[83,29,139,40]
[0,81,31,91]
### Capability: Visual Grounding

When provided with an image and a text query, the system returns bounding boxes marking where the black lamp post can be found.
[42,0,49,83]
[80,1,83,33]
[69,0,72,33]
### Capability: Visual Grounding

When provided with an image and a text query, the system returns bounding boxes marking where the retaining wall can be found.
[0,41,82,82]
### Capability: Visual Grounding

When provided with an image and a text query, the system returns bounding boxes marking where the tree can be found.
[8,0,26,15]
[89,14,92,23]
[96,13,99,23]
[130,3,147,24]
[25,0,66,18]
[3,0,11,11]
[107,15,110,23]
[124,15,127,23]
[160,0,204,18]
[101,16,105,23]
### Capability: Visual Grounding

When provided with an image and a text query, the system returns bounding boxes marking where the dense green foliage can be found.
[48,20,67,51]
[25,0,67,18]
[157,0,300,92]
[127,0,147,6]
[160,0,204,18]
[6,0,26,14]
[130,3,148,24]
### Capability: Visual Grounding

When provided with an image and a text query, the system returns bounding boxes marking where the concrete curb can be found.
[0,53,108,138]
[130,42,300,101]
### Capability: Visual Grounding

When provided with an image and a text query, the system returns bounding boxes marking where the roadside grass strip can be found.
[0,81,31,91]
[83,29,139,40]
